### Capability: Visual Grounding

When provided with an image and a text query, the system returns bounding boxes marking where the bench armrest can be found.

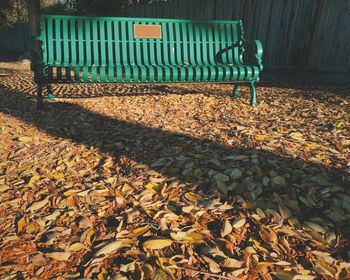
[241,40,263,71]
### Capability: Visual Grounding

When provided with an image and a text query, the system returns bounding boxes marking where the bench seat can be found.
[42,64,260,83]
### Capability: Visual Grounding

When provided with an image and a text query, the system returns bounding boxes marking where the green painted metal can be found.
[250,82,257,106]
[232,84,239,99]
[33,15,263,107]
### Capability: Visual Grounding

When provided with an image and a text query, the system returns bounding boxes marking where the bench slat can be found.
[70,19,76,66]
[47,17,54,64]
[54,18,61,65]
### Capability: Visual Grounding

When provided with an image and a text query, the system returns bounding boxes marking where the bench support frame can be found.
[231,82,257,106]
[250,82,257,107]
[232,84,239,99]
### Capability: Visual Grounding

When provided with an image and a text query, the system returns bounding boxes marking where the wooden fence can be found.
[0,23,30,54]
[121,0,350,73]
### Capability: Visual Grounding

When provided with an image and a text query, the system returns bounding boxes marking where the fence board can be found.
[121,0,350,73]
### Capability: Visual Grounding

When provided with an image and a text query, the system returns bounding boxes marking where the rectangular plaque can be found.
[134,24,162,39]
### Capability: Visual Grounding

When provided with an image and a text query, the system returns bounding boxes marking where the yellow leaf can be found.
[95,240,124,257]
[143,238,173,250]
[256,135,267,141]
[50,172,65,180]
[97,268,108,280]
[85,228,95,245]
[18,136,33,143]
[170,231,204,244]
[27,175,40,189]
[145,182,159,190]
[128,226,150,238]
[68,242,85,252]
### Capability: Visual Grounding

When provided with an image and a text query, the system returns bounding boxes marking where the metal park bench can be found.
[31,15,263,108]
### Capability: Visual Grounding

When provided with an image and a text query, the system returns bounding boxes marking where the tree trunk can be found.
[26,0,41,49]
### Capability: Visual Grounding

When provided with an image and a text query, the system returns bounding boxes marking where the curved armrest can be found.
[241,40,263,71]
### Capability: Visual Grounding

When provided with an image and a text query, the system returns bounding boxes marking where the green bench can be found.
[31,15,263,108]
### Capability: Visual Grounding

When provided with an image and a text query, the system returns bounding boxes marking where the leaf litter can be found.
[0,62,349,279]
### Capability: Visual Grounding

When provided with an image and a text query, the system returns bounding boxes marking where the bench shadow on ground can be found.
[50,84,203,98]
[0,88,349,243]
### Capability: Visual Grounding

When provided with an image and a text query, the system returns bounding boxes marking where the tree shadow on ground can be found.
[1,88,349,243]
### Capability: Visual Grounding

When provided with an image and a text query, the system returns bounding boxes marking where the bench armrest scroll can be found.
[241,40,263,71]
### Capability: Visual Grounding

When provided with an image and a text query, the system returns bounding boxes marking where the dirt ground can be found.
[0,62,349,279]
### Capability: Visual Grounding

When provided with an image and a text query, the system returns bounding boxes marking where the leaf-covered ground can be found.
[0,62,349,279]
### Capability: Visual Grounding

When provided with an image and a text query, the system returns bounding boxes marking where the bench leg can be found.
[232,84,239,99]
[249,82,257,107]
[36,83,43,109]
[47,84,55,101]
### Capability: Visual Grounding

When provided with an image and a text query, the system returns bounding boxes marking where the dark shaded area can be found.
[262,68,350,89]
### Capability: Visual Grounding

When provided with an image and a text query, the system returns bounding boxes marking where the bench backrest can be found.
[38,15,244,67]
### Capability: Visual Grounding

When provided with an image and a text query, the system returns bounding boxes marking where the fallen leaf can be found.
[232,218,246,229]
[18,136,33,143]
[95,240,125,257]
[17,216,27,233]
[68,242,85,252]
[143,238,173,250]
[220,258,242,269]
[261,227,278,244]
[27,198,49,212]
[46,252,71,261]
[120,261,136,273]
[127,226,150,237]
[222,219,232,237]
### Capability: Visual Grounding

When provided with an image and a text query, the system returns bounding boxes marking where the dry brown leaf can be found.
[261,227,278,244]
[279,204,292,219]
[95,240,125,257]
[27,197,49,212]
[220,258,242,269]
[143,238,173,250]
[46,252,71,261]
[232,218,246,229]
[170,231,204,244]
[222,219,232,237]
